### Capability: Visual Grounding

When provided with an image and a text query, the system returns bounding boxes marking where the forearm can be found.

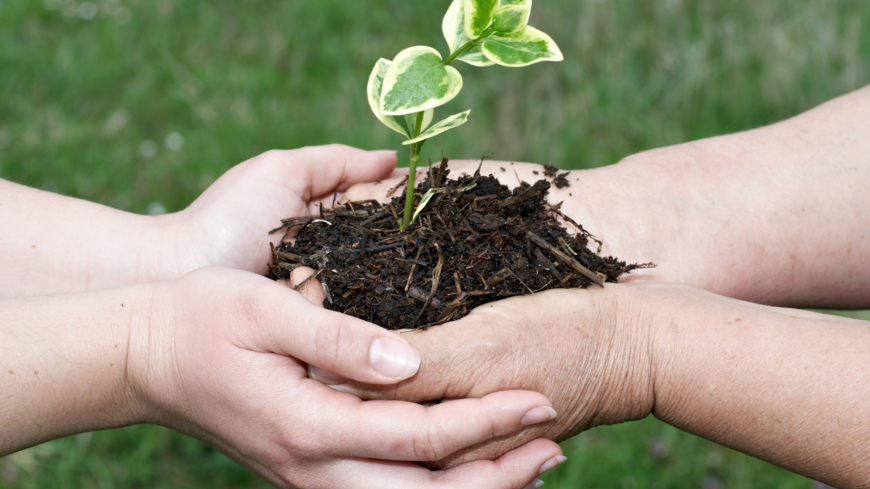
[0,287,147,454]
[652,287,870,487]
[563,84,870,307]
[0,179,190,298]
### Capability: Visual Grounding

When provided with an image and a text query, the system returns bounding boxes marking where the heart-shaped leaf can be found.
[367,59,434,137]
[402,110,471,145]
[442,0,495,67]
[492,4,530,33]
[463,0,499,38]
[482,25,563,66]
[380,46,463,116]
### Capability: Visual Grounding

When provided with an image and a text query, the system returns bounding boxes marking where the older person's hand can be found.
[345,84,870,310]
[327,283,870,487]
[326,283,657,470]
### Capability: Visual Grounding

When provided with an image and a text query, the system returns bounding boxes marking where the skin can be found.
[345,84,870,309]
[332,284,870,487]
[0,145,402,298]
[0,145,564,489]
[330,84,870,483]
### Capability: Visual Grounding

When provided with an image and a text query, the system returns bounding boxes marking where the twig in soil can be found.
[407,285,445,308]
[528,231,604,286]
[546,202,603,253]
[508,267,535,295]
[558,237,578,256]
[497,180,550,210]
[269,216,316,234]
[322,242,406,254]
[360,211,390,225]
[434,156,449,187]
[412,243,443,328]
[405,245,425,292]
[485,268,513,288]
[322,281,333,305]
[386,175,409,198]
[293,268,323,291]
[534,249,564,282]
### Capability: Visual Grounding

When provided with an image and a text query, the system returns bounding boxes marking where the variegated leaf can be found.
[492,5,530,33]
[411,188,437,224]
[380,46,463,116]
[482,25,563,66]
[402,110,470,145]
[368,59,434,137]
[499,0,530,6]
[443,0,495,67]
[463,0,498,38]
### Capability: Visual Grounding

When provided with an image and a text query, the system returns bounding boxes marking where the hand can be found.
[126,266,565,488]
[171,144,401,275]
[328,283,658,470]
[330,282,870,487]
[342,89,870,310]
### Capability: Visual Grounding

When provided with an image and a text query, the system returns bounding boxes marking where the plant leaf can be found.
[443,0,495,66]
[402,110,470,146]
[481,25,563,67]
[368,59,434,137]
[499,0,530,6]
[411,188,437,224]
[492,5,530,33]
[463,0,498,38]
[380,46,463,116]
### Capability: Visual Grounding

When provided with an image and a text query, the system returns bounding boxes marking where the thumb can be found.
[257,272,421,385]
[287,144,398,200]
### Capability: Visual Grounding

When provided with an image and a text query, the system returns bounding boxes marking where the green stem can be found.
[401,111,426,231]
[442,26,497,66]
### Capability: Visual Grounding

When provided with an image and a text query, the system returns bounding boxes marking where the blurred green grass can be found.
[0,0,868,487]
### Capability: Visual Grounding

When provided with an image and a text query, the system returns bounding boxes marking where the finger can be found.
[247,281,422,384]
[278,268,355,386]
[318,388,557,461]
[275,266,327,306]
[331,312,499,402]
[324,437,562,489]
[282,145,398,200]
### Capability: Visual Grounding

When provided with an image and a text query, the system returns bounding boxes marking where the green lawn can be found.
[1,0,868,487]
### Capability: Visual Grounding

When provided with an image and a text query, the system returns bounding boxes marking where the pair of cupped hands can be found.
[120,144,720,489]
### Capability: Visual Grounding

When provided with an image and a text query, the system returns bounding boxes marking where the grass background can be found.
[1,0,868,487]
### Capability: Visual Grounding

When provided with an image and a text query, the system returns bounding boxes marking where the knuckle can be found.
[412,423,452,461]
[312,315,350,370]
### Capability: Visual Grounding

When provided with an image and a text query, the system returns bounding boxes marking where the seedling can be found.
[367,0,563,230]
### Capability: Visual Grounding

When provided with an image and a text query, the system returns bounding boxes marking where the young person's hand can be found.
[0,145,398,298]
[330,283,870,487]
[0,266,564,489]
[172,145,400,276]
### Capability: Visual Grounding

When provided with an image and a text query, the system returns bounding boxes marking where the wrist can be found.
[136,212,202,283]
[0,287,149,454]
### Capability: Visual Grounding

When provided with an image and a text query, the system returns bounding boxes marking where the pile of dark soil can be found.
[269,159,650,330]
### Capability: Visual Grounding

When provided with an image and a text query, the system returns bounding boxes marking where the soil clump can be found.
[269,159,650,330]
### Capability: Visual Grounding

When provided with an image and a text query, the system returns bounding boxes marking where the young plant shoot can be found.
[367,0,563,230]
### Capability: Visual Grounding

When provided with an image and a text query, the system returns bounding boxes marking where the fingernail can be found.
[522,478,545,489]
[371,150,398,157]
[369,336,421,380]
[521,406,557,426]
[307,365,349,385]
[537,455,567,475]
